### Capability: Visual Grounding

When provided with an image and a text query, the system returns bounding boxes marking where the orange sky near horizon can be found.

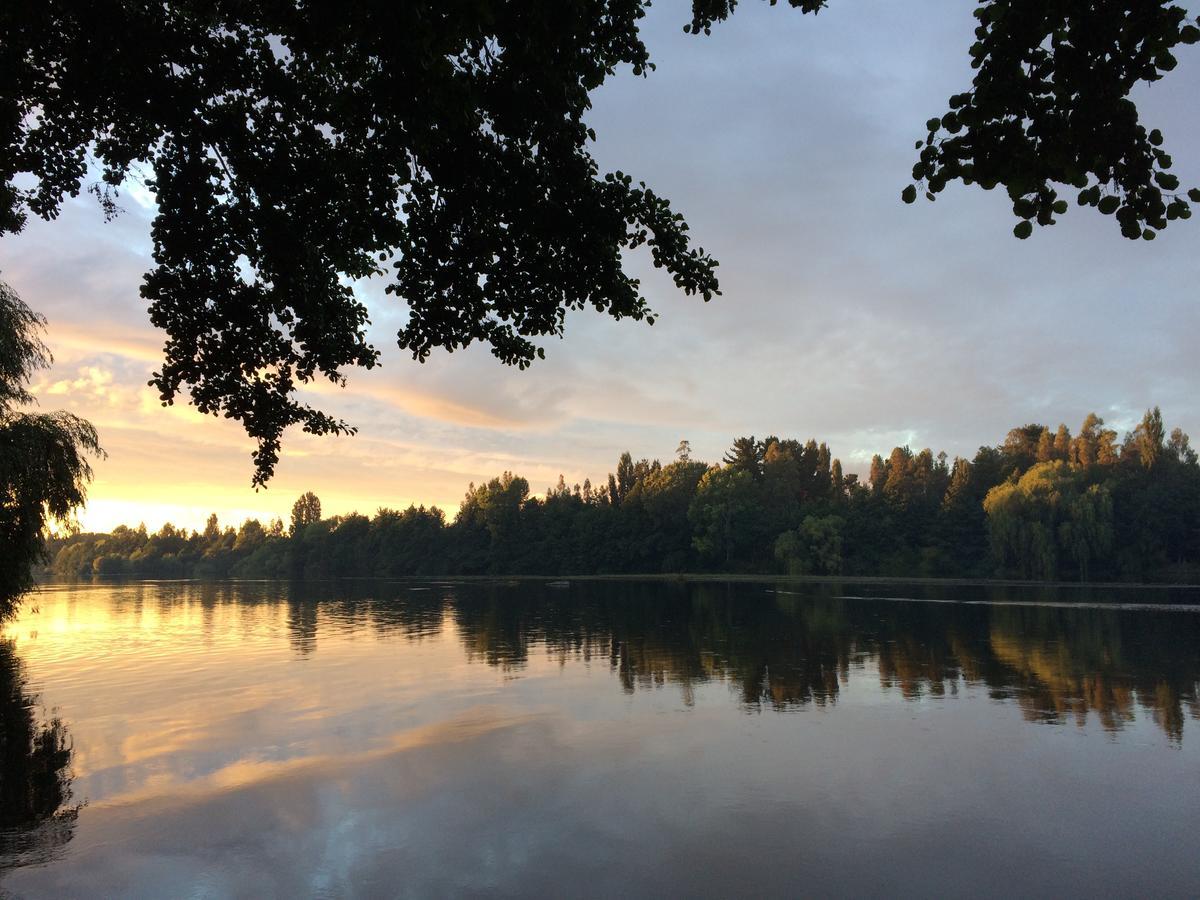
[27,349,624,533]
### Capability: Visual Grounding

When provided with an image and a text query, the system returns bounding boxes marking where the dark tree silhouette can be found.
[0,639,79,870]
[696,1,1200,240]
[0,281,102,610]
[290,492,322,536]
[0,2,721,484]
[722,436,764,479]
[2,1,1197,483]
[904,1,1200,240]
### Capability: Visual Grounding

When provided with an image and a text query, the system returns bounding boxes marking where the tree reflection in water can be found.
[0,637,79,871]
[441,581,1200,741]
[148,578,1196,740]
[14,577,1198,777]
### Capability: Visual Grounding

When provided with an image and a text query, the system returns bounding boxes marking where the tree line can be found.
[38,408,1200,584]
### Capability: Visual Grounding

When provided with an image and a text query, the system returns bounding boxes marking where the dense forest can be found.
[39,408,1200,584]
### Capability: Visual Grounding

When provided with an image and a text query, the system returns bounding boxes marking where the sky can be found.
[3,0,1199,533]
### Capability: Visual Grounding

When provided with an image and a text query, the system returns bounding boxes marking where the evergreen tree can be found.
[1036,430,1055,463]
[1053,424,1072,461]
[868,455,888,496]
[1134,407,1166,470]
[615,452,637,504]
[723,437,764,480]
[830,459,845,500]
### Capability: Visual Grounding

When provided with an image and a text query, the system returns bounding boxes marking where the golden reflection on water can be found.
[7,585,476,805]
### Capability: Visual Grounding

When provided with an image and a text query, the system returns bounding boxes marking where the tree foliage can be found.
[983,462,1114,580]
[902,1,1200,241]
[775,514,845,575]
[3,2,1196,481]
[289,491,322,535]
[0,281,101,609]
[689,466,759,565]
[1,1,720,484]
[695,2,1200,237]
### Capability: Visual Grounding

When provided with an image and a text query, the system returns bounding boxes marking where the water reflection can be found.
[443,581,1200,739]
[32,578,1200,740]
[1,579,1198,896]
[0,638,78,870]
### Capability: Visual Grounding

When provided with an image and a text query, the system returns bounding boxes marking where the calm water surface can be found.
[2,579,1199,898]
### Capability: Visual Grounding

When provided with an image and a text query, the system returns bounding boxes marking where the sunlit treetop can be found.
[2,1,1196,484]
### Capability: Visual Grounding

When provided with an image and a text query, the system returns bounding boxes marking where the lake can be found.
[2,579,1199,898]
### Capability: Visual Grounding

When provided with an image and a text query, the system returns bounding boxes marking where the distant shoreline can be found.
[481,573,1200,590]
[34,572,1200,591]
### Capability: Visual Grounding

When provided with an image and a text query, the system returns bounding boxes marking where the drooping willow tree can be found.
[0,280,103,612]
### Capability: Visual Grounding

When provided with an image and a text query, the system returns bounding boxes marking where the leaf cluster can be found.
[904,0,1200,240]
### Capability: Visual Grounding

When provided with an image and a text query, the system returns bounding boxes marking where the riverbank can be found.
[33,571,1200,592]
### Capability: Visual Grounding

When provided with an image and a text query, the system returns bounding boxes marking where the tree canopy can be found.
[290,491,322,535]
[3,1,1197,482]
